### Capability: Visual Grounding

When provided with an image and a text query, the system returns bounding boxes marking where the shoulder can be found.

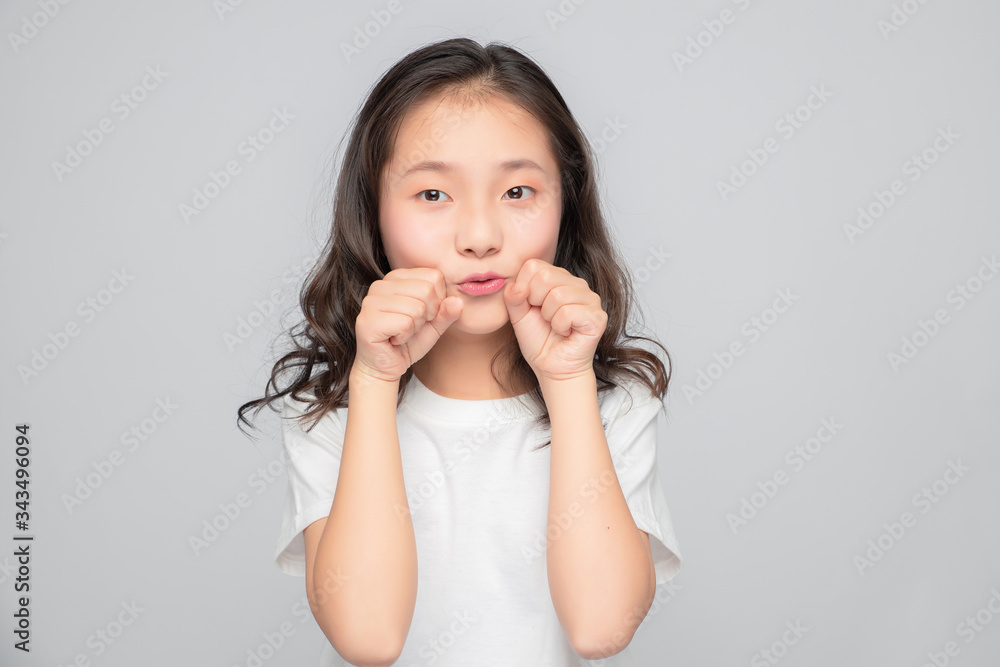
[280,390,347,445]
[280,389,318,422]
[599,376,663,422]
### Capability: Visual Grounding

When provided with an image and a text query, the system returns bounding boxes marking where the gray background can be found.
[2,0,999,665]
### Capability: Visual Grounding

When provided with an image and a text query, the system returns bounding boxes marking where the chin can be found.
[451,306,511,336]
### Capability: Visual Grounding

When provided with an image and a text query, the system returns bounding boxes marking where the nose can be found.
[456,201,502,258]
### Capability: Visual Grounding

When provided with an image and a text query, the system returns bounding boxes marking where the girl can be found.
[238,37,683,666]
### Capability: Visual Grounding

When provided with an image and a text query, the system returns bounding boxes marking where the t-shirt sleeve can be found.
[603,382,683,587]
[274,392,346,577]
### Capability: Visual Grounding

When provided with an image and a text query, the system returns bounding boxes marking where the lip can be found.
[457,271,506,296]
[459,271,503,284]
[458,277,506,295]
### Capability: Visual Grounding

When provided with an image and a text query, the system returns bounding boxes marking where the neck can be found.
[412,323,526,400]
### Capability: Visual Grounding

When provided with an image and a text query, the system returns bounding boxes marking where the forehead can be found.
[400,91,537,132]
[384,92,557,182]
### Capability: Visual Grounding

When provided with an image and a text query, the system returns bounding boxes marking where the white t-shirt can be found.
[274,372,683,666]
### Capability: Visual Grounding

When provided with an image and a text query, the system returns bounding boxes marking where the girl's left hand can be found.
[503,258,607,383]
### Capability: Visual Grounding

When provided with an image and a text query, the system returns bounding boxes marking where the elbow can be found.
[570,628,634,661]
[309,602,407,666]
[320,621,406,667]
[334,639,404,667]
[568,594,651,660]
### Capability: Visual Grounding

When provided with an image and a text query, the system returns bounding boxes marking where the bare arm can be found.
[542,371,656,660]
[303,364,418,666]
[301,266,460,664]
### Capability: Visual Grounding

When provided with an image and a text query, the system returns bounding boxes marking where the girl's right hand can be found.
[353,268,464,383]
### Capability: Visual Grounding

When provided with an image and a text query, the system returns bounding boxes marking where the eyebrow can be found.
[397,158,547,182]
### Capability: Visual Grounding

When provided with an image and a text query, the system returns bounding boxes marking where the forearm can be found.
[312,365,418,659]
[542,371,655,659]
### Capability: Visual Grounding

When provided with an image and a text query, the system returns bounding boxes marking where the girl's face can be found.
[378,92,562,337]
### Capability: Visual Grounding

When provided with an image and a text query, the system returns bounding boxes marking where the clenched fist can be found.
[353,268,464,382]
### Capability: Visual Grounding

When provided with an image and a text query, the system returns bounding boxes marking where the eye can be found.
[417,189,451,202]
[503,186,535,200]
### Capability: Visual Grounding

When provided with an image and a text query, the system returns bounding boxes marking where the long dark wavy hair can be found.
[237,37,671,450]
